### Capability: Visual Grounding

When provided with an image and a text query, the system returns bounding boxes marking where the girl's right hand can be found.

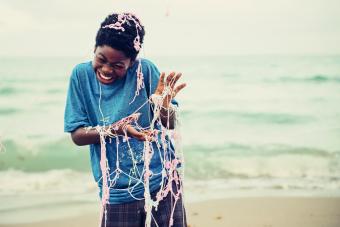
[125,125,157,141]
[109,113,156,141]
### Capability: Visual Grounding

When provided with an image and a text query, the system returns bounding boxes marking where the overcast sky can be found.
[0,0,340,57]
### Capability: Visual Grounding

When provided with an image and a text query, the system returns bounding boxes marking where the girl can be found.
[64,12,187,227]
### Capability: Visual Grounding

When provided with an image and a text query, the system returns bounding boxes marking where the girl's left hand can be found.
[154,72,186,109]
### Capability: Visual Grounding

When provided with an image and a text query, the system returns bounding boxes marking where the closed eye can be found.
[113,64,124,69]
[97,57,106,63]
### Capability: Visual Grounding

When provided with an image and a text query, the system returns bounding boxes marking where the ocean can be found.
[0,55,340,223]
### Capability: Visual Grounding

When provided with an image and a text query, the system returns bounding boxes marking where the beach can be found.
[1,0,340,225]
[1,56,340,226]
[1,197,340,227]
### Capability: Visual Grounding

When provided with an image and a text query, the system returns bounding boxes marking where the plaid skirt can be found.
[101,189,187,227]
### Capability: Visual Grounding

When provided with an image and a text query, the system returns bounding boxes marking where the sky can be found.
[0,0,340,57]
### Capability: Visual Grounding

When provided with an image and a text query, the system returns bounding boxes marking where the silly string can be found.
[94,12,185,227]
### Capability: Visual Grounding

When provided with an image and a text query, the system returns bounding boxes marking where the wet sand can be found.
[1,197,340,227]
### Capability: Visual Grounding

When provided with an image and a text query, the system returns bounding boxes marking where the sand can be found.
[1,197,340,227]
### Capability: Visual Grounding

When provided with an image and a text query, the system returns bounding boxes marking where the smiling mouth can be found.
[96,71,116,83]
[98,71,113,80]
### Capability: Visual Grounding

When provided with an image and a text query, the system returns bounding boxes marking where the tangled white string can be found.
[93,72,184,227]
[97,12,184,227]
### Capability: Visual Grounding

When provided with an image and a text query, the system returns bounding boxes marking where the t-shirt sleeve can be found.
[64,66,90,132]
[143,59,179,106]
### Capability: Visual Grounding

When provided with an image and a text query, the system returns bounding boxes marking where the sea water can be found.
[0,55,340,223]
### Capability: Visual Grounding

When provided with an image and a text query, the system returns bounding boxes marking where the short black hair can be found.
[95,13,145,60]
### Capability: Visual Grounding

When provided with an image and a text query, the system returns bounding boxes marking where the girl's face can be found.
[93,45,132,84]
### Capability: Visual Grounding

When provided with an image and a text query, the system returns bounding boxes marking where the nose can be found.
[101,64,114,75]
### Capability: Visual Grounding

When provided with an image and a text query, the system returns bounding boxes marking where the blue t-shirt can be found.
[64,59,177,204]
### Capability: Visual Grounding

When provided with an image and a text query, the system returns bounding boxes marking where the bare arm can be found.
[71,127,102,146]
[160,105,176,129]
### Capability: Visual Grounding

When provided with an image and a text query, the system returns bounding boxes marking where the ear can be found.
[93,46,97,53]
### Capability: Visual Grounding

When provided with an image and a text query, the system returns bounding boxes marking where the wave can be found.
[0,108,20,115]
[278,74,340,84]
[46,88,64,94]
[183,143,340,157]
[181,110,314,124]
[0,139,90,172]
[1,139,340,183]
[1,139,339,168]
[0,141,340,202]
[0,86,65,97]
[0,169,96,196]
[183,143,340,180]
[0,87,17,95]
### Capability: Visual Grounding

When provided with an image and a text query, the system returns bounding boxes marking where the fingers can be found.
[141,129,158,141]
[173,83,186,97]
[165,72,176,87]
[154,72,166,95]
[165,72,182,91]
[126,125,145,140]
[126,125,158,141]
[155,71,185,97]
[159,72,165,85]
[169,73,182,89]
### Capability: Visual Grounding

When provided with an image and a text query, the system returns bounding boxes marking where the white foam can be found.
[0,169,97,195]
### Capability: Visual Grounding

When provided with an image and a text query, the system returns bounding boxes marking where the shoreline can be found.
[1,196,340,227]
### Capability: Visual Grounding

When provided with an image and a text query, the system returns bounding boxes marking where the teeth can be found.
[99,72,112,80]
